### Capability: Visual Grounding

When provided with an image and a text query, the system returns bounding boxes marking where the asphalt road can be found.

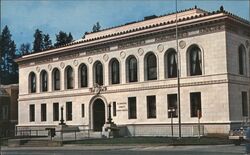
[0,144,246,155]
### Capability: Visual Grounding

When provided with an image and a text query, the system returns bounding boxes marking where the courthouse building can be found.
[16,7,250,136]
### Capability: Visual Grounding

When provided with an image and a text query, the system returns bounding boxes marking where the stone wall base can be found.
[118,123,232,137]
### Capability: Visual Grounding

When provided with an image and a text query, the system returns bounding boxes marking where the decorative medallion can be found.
[88,57,93,64]
[246,40,249,48]
[48,64,52,71]
[73,59,78,66]
[138,48,144,56]
[120,51,126,59]
[36,66,40,73]
[60,62,65,69]
[179,40,186,49]
[103,54,109,62]
[157,44,164,53]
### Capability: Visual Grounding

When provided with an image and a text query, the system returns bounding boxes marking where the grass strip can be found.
[64,137,232,145]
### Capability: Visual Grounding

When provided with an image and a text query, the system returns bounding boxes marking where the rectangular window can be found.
[53,103,59,121]
[242,92,248,116]
[147,95,156,118]
[82,104,85,118]
[113,102,116,117]
[29,104,35,122]
[190,92,202,117]
[128,97,137,119]
[2,105,9,120]
[167,94,178,118]
[66,102,72,121]
[41,104,47,121]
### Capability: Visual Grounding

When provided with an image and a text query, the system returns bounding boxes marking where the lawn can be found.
[64,136,232,145]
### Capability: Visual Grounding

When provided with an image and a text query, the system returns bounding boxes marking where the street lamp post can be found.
[175,0,181,139]
[107,103,113,124]
[59,106,65,125]
[168,108,176,140]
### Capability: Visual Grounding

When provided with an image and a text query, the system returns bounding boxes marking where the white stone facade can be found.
[16,7,250,136]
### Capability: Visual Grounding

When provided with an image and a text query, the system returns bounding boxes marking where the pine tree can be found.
[96,22,101,31]
[33,29,44,52]
[92,22,101,32]
[43,34,52,49]
[67,33,73,43]
[54,31,73,46]
[0,25,18,84]
[19,43,31,56]
[92,25,97,32]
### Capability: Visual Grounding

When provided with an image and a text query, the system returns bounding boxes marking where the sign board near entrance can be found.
[117,102,127,111]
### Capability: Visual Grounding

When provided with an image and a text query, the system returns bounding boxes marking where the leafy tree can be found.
[92,22,101,32]
[19,43,31,56]
[0,25,18,84]
[43,34,52,49]
[54,31,73,46]
[33,29,44,52]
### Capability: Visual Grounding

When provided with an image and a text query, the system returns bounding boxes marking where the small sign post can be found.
[168,108,176,142]
[197,110,202,139]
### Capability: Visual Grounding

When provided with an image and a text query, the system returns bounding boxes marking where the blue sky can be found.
[1,0,249,50]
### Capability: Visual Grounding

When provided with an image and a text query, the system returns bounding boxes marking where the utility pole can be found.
[175,0,181,139]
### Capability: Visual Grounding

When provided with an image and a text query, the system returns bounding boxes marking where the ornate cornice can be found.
[225,18,250,37]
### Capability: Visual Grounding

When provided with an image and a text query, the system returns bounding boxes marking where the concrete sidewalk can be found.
[0,144,244,151]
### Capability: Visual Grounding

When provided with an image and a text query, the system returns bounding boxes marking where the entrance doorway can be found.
[93,99,105,131]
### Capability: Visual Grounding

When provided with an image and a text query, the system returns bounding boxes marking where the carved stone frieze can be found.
[59,52,79,60]
[89,83,107,95]
[155,35,167,42]
[87,47,110,55]
[35,58,52,65]
[118,40,145,50]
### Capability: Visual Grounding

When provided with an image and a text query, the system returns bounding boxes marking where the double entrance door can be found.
[93,99,105,131]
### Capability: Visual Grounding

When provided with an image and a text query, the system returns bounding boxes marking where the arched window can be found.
[29,72,36,93]
[189,45,202,76]
[52,68,60,90]
[110,59,120,84]
[94,61,103,85]
[165,49,177,78]
[145,52,157,80]
[79,64,88,87]
[239,45,246,75]
[65,66,74,89]
[40,70,48,92]
[126,56,138,82]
